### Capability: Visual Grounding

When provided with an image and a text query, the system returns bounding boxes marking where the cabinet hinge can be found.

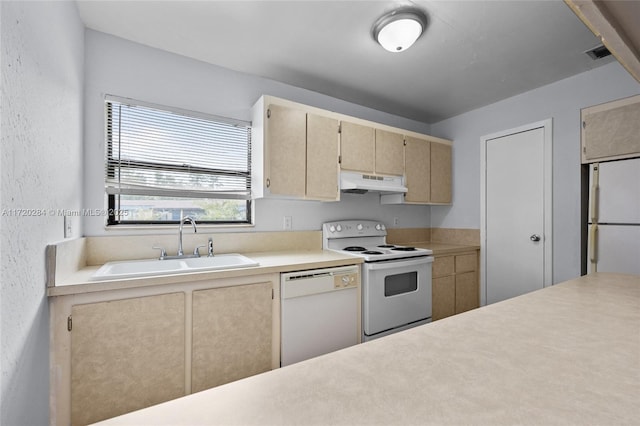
[338,123,342,134]
[267,108,271,119]
[404,140,407,146]
[582,120,586,129]
[67,315,72,332]
[338,155,342,164]
[272,288,274,300]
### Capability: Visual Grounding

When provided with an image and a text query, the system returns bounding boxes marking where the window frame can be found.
[104,95,253,226]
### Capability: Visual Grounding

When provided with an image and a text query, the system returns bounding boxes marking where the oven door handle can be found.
[365,256,433,271]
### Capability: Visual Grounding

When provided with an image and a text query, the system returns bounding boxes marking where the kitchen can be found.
[2,1,640,425]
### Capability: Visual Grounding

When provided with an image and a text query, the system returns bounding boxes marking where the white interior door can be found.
[482,121,552,305]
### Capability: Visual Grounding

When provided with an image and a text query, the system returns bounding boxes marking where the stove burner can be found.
[392,247,417,251]
[377,244,396,248]
[362,250,384,255]
[344,246,366,252]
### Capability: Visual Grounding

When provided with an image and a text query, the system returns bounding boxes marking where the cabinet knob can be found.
[530,234,541,242]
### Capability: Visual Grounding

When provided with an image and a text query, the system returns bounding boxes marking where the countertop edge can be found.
[47,250,363,297]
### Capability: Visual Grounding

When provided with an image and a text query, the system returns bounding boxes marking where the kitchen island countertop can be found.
[95,272,640,426]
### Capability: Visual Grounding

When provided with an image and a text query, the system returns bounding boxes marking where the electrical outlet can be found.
[283,216,292,230]
[393,217,399,226]
[64,215,73,238]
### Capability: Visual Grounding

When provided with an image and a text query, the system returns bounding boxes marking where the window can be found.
[105,96,252,225]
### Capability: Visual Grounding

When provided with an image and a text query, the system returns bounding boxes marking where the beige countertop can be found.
[48,250,363,297]
[95,272,640,426]
[407,241,480,255]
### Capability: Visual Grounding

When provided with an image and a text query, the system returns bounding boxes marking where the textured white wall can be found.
[83,30,432,236]
[430,62,640,283]
[0,1,84,424]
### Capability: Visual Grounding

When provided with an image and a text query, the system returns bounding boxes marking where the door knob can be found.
[530,234,541,242]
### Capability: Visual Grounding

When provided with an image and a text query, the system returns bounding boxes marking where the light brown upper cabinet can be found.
[306,114,340,200]
[404,135,431,203]
[374,129,404,176]
[340,122,404,176]
[581,94,640,163]
[252,95,453,204]
[252,97,340,201]
[264,104,307,198]
[381,137,452,205]
[430,142,452,204]
[340,121,375,173]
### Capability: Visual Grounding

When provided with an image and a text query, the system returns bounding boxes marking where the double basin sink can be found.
[91,254,259,281]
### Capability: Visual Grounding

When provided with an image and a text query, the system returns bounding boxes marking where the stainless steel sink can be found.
[90,254,259,281]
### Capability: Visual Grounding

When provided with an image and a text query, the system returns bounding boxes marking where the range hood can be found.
[340,171,408,194]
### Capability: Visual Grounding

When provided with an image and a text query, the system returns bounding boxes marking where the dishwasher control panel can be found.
[334,273,358,289]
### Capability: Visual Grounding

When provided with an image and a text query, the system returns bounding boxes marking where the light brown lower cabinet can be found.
[192,282,272,392]
[432,251,480,321]
[70,293,186,426]
[52,274,278,426]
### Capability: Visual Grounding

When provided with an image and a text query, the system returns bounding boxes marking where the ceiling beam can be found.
[565,0,640,83]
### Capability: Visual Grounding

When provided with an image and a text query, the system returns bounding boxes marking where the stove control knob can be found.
[357,223,363,231]
[381,224,386,231]
[329,225,336,233]
[336,224,343,232]
[375,224,382,231]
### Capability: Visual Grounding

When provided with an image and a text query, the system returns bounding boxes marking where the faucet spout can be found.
[178,215,197,256]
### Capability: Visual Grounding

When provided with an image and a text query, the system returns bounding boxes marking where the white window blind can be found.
[105,96,252,224]
[106,97,251,199]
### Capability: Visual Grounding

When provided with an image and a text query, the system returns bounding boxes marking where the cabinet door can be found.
[404,136,431,203]
[266,104,306,197]
[70,293,185,426]
[432,275,455,321]
[375,129,404,176]
[307,114,340,200]
[340,121,375,173]
[455,271,480,314]
[192,281,273,392]
[582,94,640,163]
[431,143,452,204]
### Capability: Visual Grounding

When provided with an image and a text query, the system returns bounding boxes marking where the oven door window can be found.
[384,272,418,296]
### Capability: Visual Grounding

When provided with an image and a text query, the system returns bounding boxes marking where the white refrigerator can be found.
[587,157,640,274]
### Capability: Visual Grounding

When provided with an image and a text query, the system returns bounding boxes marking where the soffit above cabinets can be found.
[564,0,640,83]
[76,0,615,123]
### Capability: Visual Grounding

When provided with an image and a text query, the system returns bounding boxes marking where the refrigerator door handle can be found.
[590,163,599,223]
[589,224,598,273]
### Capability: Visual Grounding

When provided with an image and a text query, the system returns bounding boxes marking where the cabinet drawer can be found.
[433,256,454,277]
[455,253,477,273]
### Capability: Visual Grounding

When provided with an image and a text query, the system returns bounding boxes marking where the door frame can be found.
[480,119,553,306]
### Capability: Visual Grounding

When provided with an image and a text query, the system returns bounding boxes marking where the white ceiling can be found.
[75,0,613,123]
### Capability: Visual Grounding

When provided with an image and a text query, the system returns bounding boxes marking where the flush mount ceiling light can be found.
[372,7,428,53]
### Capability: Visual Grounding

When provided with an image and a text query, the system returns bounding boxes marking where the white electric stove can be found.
[322,220,433,341]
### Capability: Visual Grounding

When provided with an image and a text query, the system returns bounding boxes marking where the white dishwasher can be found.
[280,265,360,367]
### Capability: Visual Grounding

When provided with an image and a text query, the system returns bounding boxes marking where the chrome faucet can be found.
[178,215,197,256]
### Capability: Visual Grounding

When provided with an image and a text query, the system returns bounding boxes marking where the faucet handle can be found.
[152,245,167,260]
[193,245,206,257]
[208,237,214,257]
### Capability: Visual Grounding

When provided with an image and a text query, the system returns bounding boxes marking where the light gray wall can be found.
[83,30,432,237]
[430,61,640,283]
[0,1,84,424]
